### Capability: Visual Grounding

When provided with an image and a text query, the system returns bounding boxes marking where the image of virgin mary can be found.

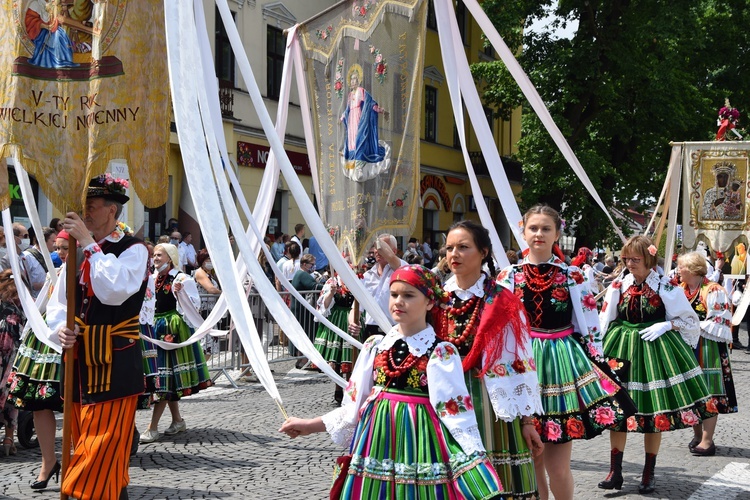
[340,63,391,182]
[25,0,79,68]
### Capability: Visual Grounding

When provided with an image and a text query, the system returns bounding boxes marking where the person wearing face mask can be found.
[169,231,181,247]
[139,243,212,444]
[0,223,32,291]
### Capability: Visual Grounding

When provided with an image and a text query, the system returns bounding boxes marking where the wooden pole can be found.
[60,234,77,500]
[350,300,360,367]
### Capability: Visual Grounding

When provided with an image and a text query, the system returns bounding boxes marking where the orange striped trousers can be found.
[62,396,138,500]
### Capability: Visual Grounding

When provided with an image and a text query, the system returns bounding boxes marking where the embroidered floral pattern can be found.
[334,58,345,99]
[369,44,388,84]
[430,343,456,361]
[315,24,333,40]
[485,358,535,378]
[435,395,472,417]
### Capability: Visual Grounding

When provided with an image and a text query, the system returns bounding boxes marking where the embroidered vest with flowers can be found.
[617,281,666,323]
[372,338,438,392]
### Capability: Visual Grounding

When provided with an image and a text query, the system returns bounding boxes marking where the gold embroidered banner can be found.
[297,0,426,263]
[681,142,750,258]
[0,0,170,211]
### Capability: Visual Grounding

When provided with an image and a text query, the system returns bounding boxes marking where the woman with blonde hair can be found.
[140,244,212,443]
[599,236,716,493]
[676,251,736,455]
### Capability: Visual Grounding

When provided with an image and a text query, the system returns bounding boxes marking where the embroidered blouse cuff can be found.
[321,407,355,448]
[83,242,102,259]
[449,424,485,455]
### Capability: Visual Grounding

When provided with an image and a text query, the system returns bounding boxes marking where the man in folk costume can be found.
[50,175,149,500]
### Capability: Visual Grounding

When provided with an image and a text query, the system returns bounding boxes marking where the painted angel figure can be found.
[340,63,391,182]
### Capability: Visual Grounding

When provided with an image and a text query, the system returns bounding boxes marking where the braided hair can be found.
[447,220,495,276]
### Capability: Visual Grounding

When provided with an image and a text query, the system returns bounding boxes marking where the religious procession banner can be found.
[681,141,750,269]
[0,0,170,211]
[297,0,426,262]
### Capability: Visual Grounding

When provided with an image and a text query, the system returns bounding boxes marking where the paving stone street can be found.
[2,337,750,499]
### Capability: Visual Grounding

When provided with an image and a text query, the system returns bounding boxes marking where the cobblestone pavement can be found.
[2,341,749,499]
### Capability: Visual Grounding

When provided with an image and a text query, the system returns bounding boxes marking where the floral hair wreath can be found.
[647,244,657,256]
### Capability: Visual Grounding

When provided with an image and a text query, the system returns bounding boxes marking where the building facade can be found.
[33,0,522,252]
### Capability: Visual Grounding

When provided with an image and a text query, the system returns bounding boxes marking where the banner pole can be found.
[60,234,77,500]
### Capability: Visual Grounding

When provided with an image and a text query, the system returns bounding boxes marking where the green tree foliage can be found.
[471,0,750,248]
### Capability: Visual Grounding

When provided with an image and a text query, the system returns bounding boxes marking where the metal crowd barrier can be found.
[200,290,322,386]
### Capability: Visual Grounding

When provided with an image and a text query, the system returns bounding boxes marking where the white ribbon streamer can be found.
[165,1,281,399]
[462,0,626,243]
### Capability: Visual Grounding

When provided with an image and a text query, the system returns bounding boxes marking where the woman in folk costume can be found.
[312,269,356,406]
[599,236,716,494]
[280,265,504,499]
[570,247,599,295]
[139,243,211,443]
[0,269,26,457]
[497,205,634,500]
[8,230,70,489]
[676,252,737,456]
[436,220,543,499]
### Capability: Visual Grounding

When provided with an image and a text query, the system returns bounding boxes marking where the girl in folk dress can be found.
[312,271,356,405]
[280,265,503,499]
[439,220,544,499]
[599,236,716,494]
[497,205,633,500]
[676,252,737,456]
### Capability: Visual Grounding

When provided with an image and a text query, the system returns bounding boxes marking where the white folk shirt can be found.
[46,230,148,332]
[361,259,406,326]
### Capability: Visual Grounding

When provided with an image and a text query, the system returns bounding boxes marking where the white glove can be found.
[639,321,672,342]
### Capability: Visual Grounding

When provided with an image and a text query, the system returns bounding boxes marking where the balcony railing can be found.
[218,81,235,118]
[468,151,523,183]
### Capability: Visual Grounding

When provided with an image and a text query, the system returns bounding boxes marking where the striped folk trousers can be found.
[62,396,138,500]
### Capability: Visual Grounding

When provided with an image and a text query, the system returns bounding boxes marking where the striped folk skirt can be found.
[603,319,717,432]
[694,337,738,414]
[532,331,631,442]
[465,371,537,499]
[148,310,212,402]
[340,389,503,500]
[8,330,63,412]
[313,305,354,373]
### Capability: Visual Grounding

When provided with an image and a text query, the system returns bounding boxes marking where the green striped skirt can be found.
[149,310,212,401]
[341,388,503,499]
[603,319,716,432]
[694,337,737,414]
[8,330,63,412]
[465,371,537,499]
[532,332,630,442]
[313,305,353,373]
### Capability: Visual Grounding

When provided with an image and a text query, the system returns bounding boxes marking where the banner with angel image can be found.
[297,0,426,263]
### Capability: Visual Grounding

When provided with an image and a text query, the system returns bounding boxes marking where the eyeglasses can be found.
[20,234,28,238]
[621,257,641,264]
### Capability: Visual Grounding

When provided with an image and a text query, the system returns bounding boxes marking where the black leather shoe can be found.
[691,443,716,456]
[30,461,61,490]
[688,436,700,452]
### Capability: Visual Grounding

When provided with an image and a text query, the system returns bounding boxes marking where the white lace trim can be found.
[444,274,486,300]
[620,269,661,291]
[377,325,435,357]
[448,424,484,455]
[673,316,700,347]
[487,382,545,422]
[623,366,704,392]
[700,320,732,343]
[321,407,355,448]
